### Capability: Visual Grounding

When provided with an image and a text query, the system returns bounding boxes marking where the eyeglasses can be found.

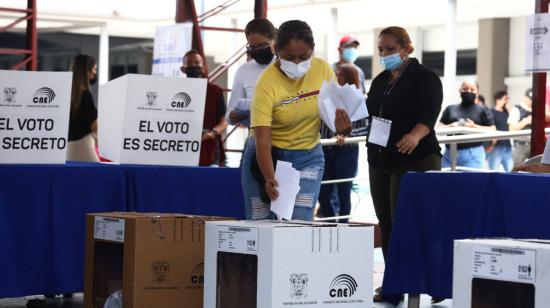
[246,42,270,52]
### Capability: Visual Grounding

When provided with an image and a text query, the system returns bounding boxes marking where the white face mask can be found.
[280,58,312,80]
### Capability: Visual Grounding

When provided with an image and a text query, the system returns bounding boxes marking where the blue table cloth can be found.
[0,163,244,298]
[0,162,127,298]
[125,165,245,218]
[382,172,550,299]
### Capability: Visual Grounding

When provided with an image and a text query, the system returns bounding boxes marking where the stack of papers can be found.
[271,161,301,220]
[318,80,369,133]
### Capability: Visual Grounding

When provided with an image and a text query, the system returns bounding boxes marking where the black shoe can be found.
[373,293,404,305]
[43,294,56,299]
[431,297,445,304]
[27,298,47,308]
[62,293,73,299]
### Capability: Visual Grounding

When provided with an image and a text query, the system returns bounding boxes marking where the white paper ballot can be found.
[271,160,301,220]
[541,133,550,164]
[369,117,392,147]
[318,80,369,133]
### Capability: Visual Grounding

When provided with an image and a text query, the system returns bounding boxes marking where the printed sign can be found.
[216,225,259,253]
[473,245,536,283]
[94,216,125,242]
[0,70,72,164]
[526,13,550,72]
[98,74,207,166]
[152,23,193,77]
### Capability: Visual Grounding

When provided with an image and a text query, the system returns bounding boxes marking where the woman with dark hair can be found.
[359,26,443,303]
[67,54,99,162]
[250,20,350,221]
[317,64,368,223]
[228,18,277,219]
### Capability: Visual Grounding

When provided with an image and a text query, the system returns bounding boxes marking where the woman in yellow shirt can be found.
[251,20,350,220]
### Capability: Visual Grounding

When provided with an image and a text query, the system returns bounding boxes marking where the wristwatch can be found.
[210,129,218,136]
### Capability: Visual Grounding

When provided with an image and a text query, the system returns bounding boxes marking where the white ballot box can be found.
[454,239,550,308]
[0,70,72,164]
[204,220,374,308]
[98,74,207,166]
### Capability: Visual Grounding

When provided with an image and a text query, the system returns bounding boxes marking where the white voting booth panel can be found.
[0,70,71,164]
[453,239,550,308]
[98,74,207,166]
[204,220,373,308]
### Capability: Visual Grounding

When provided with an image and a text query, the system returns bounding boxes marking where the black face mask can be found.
[461,92,476,106]
[89,76,97,85]
[185,66,203,78]
[248,47,274,65]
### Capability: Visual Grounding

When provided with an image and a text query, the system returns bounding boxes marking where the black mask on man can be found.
[460,92,476,106]
[248,47,274,65]
[185,66,203,78]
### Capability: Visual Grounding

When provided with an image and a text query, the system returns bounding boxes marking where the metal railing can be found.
[320,127,550,171]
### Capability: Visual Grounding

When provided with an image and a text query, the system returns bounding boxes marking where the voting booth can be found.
[0,70,72,164]
[204,220,374,308]
[98,74,207,166]
[453,239,550,308]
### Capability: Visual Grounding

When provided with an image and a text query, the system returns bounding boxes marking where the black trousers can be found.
[369,154,441,262]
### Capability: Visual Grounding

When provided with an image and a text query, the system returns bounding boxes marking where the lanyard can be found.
[378,59,410,117]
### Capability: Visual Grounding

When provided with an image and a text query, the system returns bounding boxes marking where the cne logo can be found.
[190,263,204,284]
[3,87,16,103]
[329,274,358,298]
[32,87,56,104]
[171,92,191,109]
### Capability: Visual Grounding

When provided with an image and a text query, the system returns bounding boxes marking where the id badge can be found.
[369,116,392,147]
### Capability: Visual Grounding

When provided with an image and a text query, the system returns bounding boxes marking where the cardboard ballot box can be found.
[204,220,374,308]
[453,239,550,308]
[0,70,72,164]
[98,74,207,166]
[84,212,227,308]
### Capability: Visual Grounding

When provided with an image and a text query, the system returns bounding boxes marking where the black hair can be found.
[276,20,315,51]
[478,94,485,106]
[183,49,202,62]
[245,18,277,40]
[70,54,96,118]
[494,90,508,102]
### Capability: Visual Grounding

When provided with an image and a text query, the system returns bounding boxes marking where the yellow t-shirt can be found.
[251,57,336,150]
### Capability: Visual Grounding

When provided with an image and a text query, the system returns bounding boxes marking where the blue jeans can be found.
[318,145,359,222]
[442,145,485,169]
[241,139,325,221]
[487,145,513,172]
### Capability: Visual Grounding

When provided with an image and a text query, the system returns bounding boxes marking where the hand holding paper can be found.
[318,80,369,133]
[271,160,300,220]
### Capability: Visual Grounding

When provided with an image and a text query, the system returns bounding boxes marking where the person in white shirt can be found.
[508,88,533,166]
[229,18,277,219]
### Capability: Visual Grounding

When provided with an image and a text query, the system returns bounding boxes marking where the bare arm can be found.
[509,116,532,131]
[213,116,228,135]
[395,123,430,155]
[255,126,279,200]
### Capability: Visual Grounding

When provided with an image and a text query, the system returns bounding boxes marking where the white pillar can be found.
[326,7,338,65]
[98,24,109,85]
[443,0,457,105]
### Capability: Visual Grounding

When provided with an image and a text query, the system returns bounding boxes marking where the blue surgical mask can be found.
[380,52,403,71]
[342,47,359,63]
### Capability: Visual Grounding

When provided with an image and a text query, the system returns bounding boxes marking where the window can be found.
[421,49,477,76]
